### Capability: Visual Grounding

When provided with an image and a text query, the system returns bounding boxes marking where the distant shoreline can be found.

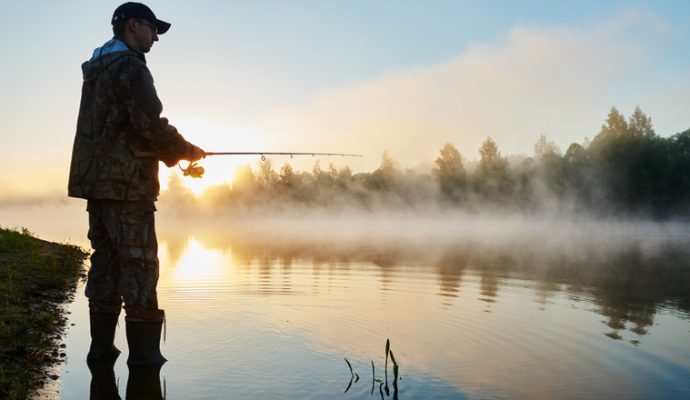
[0,227,87,400]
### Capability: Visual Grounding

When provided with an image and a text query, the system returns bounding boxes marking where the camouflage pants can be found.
[85,199,159,314]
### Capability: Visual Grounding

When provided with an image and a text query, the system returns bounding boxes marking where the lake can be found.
[2,201,690,399]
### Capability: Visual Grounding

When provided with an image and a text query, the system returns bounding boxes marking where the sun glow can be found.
[159,116,271,196]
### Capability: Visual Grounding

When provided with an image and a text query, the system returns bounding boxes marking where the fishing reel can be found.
[179,161,205,178]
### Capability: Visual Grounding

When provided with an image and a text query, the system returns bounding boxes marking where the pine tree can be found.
[628,106,655,137]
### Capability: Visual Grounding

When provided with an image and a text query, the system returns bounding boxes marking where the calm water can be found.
[2,202,690,399]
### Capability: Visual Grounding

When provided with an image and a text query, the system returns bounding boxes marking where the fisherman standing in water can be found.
[68,2,204,368]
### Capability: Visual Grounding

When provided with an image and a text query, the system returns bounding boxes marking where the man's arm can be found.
[121,57,204,164]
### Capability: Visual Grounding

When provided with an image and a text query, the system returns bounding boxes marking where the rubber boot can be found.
[125,311,167,367]
[87,312,121,365]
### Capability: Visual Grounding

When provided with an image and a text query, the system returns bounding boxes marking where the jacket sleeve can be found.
[120,56,196,164]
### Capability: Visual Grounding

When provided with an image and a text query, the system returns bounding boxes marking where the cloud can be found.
[263,9,678,171]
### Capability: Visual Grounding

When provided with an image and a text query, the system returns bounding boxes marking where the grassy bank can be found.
[0,227,87,400]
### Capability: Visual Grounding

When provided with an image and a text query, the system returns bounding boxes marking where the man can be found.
[68,2,204,367]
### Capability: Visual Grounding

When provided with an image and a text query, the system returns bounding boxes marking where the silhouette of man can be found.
[68,2,204,367]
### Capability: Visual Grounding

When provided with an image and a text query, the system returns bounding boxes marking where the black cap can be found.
[111,2,171,34]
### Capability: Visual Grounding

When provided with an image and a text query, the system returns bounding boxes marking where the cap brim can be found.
[154,19,171,34]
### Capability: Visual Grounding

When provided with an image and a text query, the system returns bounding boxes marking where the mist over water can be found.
[161,205,690,297]
[156,198,690,256]
[4,195,690,276]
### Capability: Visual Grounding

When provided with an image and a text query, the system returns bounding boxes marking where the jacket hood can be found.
[81,38,142,80]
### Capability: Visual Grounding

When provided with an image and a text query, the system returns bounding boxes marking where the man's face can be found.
[131,18,158,53]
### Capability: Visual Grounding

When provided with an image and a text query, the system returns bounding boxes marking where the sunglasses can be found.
[136,19,158,34]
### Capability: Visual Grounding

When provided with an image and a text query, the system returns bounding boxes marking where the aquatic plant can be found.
[343,357,359,393]
[343,338,399,398]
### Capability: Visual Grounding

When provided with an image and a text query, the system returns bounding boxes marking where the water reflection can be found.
[88,361,165,400]
[126,366,165,400]
[88,357,120,400]
[159,226,690,343]
[168,236,225,282]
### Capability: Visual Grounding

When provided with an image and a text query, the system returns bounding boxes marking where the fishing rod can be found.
[204,151,362,158]
[135,151,363,178]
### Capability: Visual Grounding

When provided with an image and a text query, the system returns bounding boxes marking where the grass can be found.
[0,227,87,400]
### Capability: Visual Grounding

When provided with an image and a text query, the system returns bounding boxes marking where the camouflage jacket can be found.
[68,38,195,201]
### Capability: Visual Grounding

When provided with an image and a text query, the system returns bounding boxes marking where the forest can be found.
[161,107,690,218]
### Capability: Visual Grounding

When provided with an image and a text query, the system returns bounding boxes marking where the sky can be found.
[1,0,689,198]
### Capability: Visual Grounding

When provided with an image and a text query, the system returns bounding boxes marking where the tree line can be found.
[162,106,690,218]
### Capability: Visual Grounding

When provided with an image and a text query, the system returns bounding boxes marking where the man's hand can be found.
[184,144,206,162]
